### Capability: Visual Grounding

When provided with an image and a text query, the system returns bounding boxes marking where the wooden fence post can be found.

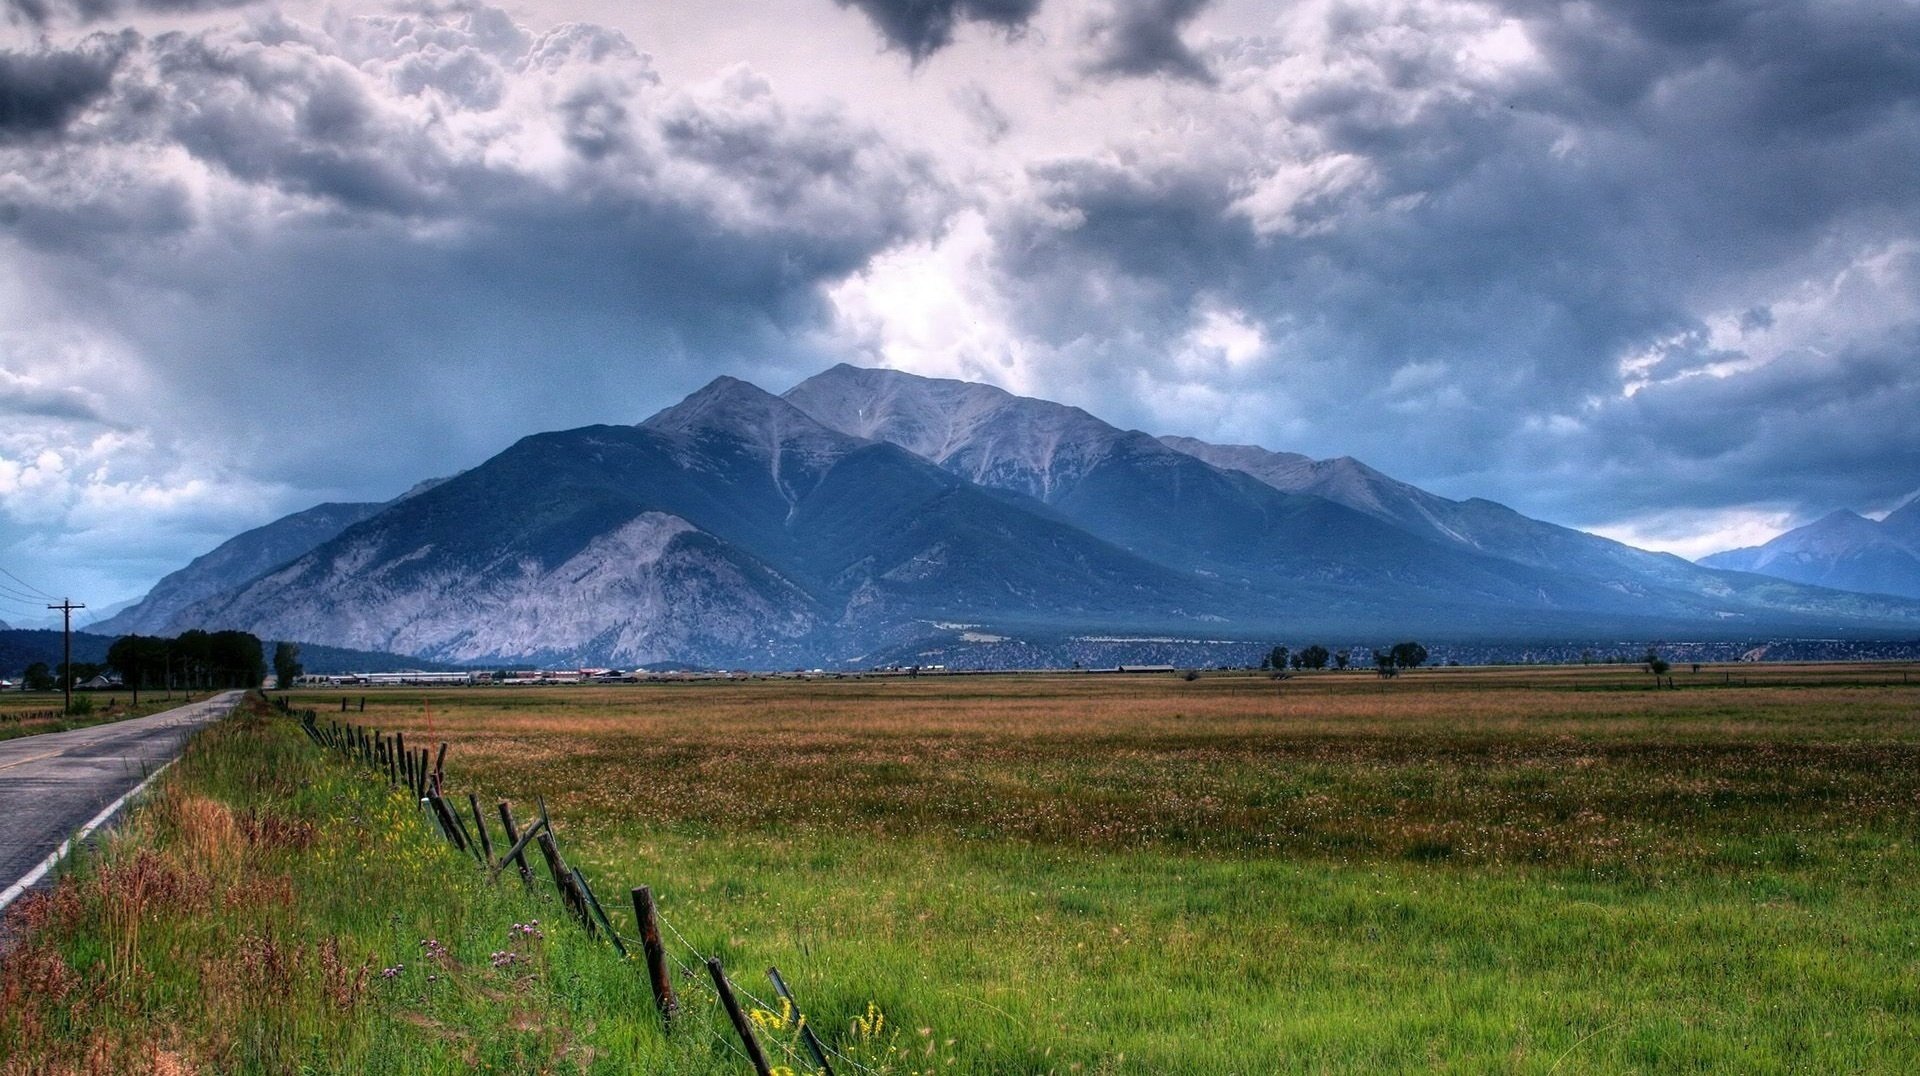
[632,886,677,1024]
[497,801,535,887]
[571,867,626,956]
[768,966,835,1075]
[534,831,592,933]
[466,793,495,864]
[428,795,468,851]
[487,817,546,885]
[708,958,774,1076]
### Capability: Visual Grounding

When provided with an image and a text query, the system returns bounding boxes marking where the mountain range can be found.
[1700,502,1920,600]
[94,365,1920,668]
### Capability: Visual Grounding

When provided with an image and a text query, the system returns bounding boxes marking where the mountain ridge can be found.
[1700,506,1920,599]
[99,365,1920,666]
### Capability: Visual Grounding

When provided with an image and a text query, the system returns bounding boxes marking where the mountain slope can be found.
[788,365,1920,629]
[96,501,388,636]
[787,366,1920,630]
[783,365,1608,612]
[171,379,1222,665]
[1701,509,1920,599]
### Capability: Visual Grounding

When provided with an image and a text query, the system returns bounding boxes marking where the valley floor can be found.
[5,665,1918,1072]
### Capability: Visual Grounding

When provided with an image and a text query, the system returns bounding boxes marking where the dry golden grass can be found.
[295,664,1920,870]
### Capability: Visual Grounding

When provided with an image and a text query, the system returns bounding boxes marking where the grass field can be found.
[6,664,1920,1072]
[0,690,187,741]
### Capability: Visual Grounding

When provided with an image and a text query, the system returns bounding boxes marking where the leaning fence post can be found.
[708,958,774,1076]
[768,966,835,1075]
[496,801,535,887]
[571,867,626,956]
[534,831,592,933]
[428,794,469,851]
[466,793,495,864]
[446,800,485,865]
[632,886,678,1024]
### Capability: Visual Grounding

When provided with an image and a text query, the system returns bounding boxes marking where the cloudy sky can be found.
[2,0,1917,618]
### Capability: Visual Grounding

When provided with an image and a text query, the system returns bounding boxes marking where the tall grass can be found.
[8,672,1920,1072]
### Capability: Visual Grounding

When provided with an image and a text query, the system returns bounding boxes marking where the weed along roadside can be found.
[0,692,913,1075]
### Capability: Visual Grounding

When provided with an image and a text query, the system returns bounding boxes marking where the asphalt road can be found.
[0,690,244,916]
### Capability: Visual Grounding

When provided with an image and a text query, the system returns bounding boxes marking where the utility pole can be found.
[47,598,84,715]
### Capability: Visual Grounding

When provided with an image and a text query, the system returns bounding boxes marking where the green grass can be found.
[8,669,1920,1072]
[0,691,187,741]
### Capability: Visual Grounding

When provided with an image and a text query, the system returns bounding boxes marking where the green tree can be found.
[273,641,303,689]
[23,661,54,691]
[208,630,266,688]
[1645,648,1671,677]
[1390,641,1429,669]
[1300,644,1331,670]
[1334,650,1350,671]
[173,630,212,689]
[107,634,170,702]
[1267,646,1289,671]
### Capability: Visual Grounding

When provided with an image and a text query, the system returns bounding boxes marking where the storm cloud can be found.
[0,2,947,599]
[3,0,1917,603]
[901,0,1920,535]
[1079,0,1214,82]
[0,33,127,134]
[836,0,1043,61]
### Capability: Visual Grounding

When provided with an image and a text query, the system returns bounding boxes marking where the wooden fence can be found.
[280,695,851,1076]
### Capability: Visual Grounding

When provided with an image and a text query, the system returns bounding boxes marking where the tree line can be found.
[1262,641,1429,678]
[95,630,269,695]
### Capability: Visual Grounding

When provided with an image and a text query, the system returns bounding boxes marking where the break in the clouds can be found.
[2,0,1917,602]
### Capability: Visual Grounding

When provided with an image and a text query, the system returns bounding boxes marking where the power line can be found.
[0,566,55,600]
[0,580,53,605]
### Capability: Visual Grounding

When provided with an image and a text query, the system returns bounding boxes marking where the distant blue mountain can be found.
[109,367,1920,667]
[1701,503,1920,600]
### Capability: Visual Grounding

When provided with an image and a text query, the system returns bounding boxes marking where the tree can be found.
[273,642,303,689]
[1644,648,1670,677]
[173,629,212,689]
[1334,650,1350,671]
[1267,646,1289,672]
[23,662,54,691]
[1372,649,1399,678]
[1390,641,1429,670]
[1300,644,1330,670]
[208,630,266,688]
[107,634,170,703]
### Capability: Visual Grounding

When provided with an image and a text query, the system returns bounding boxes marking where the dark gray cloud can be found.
[0,5,949,594]
[1079,0,1213,83]
[835,0,1042,61]
[0,33,128,135]
[5,0,255,29]
[972,0,1920,532]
